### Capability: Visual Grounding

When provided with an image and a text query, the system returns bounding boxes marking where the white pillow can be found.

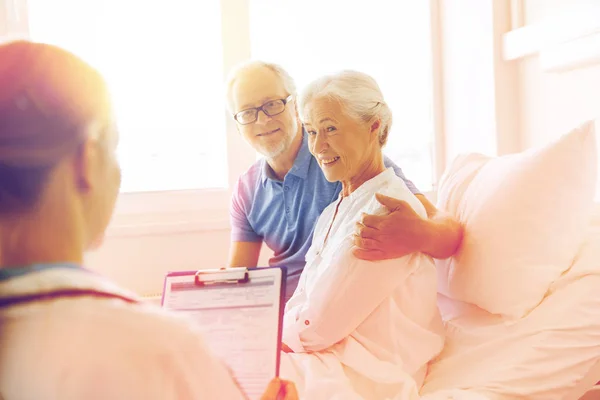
[435,120,598,319]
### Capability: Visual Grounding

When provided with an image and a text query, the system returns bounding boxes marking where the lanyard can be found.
[0,263,137,308]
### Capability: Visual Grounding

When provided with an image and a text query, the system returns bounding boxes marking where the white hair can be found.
[298,70,392,146]
[225,60,297,114]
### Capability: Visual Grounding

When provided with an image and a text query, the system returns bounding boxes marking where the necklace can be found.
[315,195,346,261]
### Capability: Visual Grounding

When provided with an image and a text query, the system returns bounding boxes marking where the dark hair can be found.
[0,40,111,214]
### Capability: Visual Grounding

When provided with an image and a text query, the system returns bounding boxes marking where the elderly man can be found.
[225,60,462,300]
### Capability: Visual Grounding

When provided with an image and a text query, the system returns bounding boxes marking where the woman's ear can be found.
[370,120,382,140]
[74,122,107,194]
[73,140,96,194]
[370,120,380,133]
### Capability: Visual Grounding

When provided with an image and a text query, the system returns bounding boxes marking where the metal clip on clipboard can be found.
[194,268,250,286]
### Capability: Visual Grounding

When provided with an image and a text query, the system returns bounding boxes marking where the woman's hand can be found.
[260,378,298,400]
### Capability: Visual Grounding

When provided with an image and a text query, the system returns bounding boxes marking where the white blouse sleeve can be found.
[282,241,421,353]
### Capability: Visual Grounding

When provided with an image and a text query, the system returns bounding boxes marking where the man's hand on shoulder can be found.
[352,193,463,261]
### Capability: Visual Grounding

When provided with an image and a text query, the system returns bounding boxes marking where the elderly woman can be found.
[279,71,445,399]
[0,40,296,400]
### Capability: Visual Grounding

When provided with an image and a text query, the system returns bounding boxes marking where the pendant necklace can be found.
[315,194,346,263]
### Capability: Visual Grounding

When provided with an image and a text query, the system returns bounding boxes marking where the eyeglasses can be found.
[233,95,293,125]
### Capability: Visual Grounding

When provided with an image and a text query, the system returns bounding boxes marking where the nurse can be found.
[0,40,296,400]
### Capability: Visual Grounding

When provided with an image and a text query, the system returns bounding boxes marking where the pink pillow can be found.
[435,120,598,319]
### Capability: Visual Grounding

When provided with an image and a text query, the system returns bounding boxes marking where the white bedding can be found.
[420,228,600,400]
[420,122,600,400]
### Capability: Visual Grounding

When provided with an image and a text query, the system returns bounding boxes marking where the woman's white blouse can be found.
[281,168,445,398]
[0,267,245,400]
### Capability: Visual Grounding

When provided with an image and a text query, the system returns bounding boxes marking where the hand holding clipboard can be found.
[162,267,287,400]
[260,378,299,400]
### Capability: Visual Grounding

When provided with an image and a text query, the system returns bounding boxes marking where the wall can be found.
[514,0,600,216]
[517,0,600,148]
[85,224,273,298]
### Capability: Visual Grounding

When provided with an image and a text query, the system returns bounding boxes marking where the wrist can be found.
[418,217,438,256]
[419,213,464,259]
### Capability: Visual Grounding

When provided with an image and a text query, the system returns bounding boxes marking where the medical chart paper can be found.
[161,267,285,400]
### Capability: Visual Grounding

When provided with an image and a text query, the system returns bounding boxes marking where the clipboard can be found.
[161,266,286,400]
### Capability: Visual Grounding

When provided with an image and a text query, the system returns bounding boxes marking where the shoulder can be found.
[236,159,264,189]
[39,299,242,398]
[233,159,264,203]
[240,158,264,183]
[364,174,427,218]
[382,175,417,199]
[382,156,421,195]
[47,299,205,358]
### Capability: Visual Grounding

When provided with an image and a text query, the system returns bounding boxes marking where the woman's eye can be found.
[326,126,337,132]
[307,130,317,136]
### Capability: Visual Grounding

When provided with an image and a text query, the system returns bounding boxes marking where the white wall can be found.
[86,223,273,297]
[514,0,600,212]
[518,0,600,148]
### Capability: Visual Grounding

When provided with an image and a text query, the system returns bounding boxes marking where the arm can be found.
[353,193,463,261]
[414,194,464,259]
[380,156,462,258]
[228,179,263,268]
[282,244,415,353]
[228,241,262,268]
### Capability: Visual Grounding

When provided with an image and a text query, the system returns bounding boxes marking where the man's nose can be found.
[255,109,271,125]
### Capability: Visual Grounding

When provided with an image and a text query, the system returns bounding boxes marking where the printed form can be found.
[162,269,283,400]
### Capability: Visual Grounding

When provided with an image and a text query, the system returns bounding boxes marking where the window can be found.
[248,0,436,191]
[26,0,228,193]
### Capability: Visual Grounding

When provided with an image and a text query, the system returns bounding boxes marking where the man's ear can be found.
[293,107,302,126]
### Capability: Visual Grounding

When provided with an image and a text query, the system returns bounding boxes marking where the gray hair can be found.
[298,70,392,146]
[225,60,297,114]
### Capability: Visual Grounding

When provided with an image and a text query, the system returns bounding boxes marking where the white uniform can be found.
[0,264,246,400]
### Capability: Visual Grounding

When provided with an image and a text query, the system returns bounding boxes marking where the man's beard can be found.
[258,132,293,159]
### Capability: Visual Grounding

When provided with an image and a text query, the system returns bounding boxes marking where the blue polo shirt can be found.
[230,132,420,300]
